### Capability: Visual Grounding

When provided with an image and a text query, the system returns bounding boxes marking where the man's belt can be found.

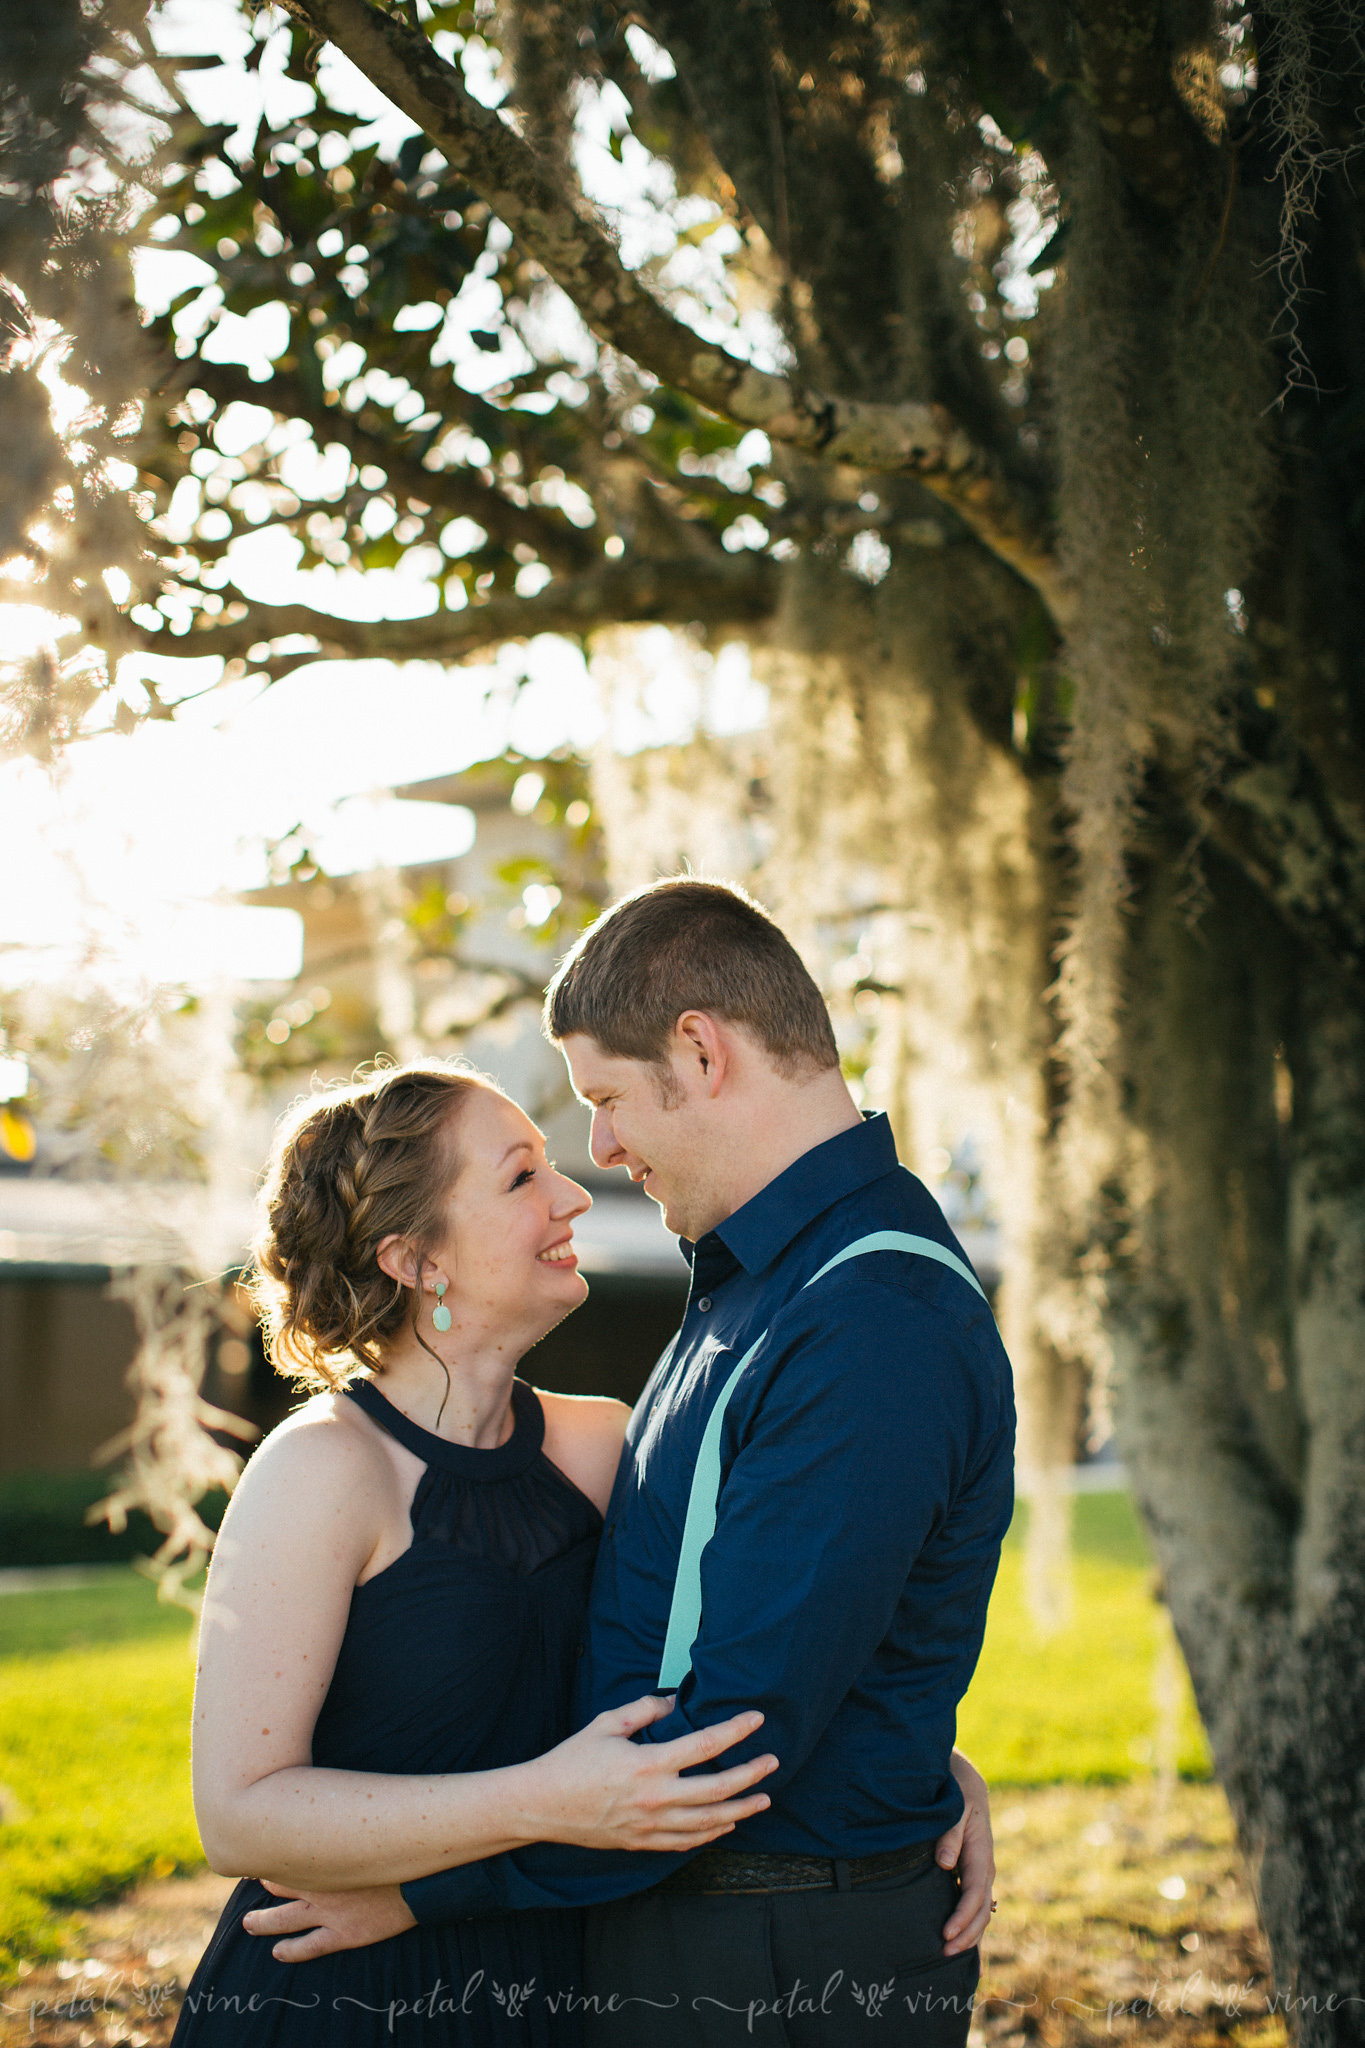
[655,1839,936,1895]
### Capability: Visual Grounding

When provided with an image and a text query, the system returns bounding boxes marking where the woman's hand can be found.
[523,1692,778,1851]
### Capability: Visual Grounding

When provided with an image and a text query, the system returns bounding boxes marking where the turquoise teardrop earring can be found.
[432,1280,452,1333]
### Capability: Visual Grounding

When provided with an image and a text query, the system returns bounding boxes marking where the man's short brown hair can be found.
[544,878,839,1075]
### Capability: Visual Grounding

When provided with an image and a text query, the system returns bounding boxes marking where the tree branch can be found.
[135,553,779,665]
[1156,723,1365,978]
[273,0,1066,621]
[175,362,599,573]
[1194,751,1365,977]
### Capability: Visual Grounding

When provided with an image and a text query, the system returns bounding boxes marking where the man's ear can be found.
[673,1011,729,1096]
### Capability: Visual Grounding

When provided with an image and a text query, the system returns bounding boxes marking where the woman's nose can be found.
[554,1173,592,1216]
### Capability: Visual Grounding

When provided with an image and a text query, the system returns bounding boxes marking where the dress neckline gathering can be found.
[343,1373,546,1481]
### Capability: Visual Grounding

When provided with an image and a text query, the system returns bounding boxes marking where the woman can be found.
[173,1060,777,2044]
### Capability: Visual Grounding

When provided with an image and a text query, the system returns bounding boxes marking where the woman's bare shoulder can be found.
[225,1389,390,1516]
[535,1390,630,1515]
[535,1388,631,1442]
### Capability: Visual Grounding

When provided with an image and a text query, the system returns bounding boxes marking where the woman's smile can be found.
[537,1235,579,1268]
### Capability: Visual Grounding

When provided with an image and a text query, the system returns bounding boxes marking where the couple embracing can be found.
[173,878,1014,2047]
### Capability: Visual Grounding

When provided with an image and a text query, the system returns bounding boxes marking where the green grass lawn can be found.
[958,1492,1211,1782]
[0,1492,1210,1978]
[0,1575,202,1975]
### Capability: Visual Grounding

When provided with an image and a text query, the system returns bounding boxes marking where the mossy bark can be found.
[1116,841,1365,2030]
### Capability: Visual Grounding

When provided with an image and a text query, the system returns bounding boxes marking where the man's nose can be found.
[590,1105,624,1170]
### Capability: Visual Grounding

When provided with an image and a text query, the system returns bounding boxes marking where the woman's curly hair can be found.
[247,1061,491,1391]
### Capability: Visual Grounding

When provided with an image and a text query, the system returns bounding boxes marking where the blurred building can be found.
[0,756,686,1504]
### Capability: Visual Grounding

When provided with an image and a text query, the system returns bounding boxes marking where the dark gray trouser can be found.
[581,1859,978,2048]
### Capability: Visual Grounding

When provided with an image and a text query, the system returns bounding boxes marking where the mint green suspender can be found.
[656,1216,990,1690]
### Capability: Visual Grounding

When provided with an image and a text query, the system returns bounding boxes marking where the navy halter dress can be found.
[172,1376,601,2045]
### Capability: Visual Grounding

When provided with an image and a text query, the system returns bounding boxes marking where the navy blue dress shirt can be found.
[402,1111,1015,1923]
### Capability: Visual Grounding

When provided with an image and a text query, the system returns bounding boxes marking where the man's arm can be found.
[242,1744,994,1965]
[939,1747,997,1956]
[251,1280,1008,1945]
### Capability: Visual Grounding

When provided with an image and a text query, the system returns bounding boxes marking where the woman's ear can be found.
[376,1234,423,1289]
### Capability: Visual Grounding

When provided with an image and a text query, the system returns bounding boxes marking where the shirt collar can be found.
[698,1110,900,1278]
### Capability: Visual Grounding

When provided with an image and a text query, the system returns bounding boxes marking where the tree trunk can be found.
[1117,833,1365,2035]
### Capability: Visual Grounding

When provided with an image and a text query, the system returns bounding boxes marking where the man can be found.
[247,879,1014,2043]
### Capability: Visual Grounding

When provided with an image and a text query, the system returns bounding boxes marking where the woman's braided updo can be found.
[247,1061,491,1390]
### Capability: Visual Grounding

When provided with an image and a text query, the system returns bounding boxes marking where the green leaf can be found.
[495,854,557,887]
[294,328,328,409]
[1027,217,1070,275]
[358,531,405,569]
[397,133,429,184]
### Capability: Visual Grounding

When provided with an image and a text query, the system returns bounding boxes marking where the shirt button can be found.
[697,1295,712,1313]
[575,1641,586,1657]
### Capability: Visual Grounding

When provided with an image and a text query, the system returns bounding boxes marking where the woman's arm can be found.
[192,1402,775,1891]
